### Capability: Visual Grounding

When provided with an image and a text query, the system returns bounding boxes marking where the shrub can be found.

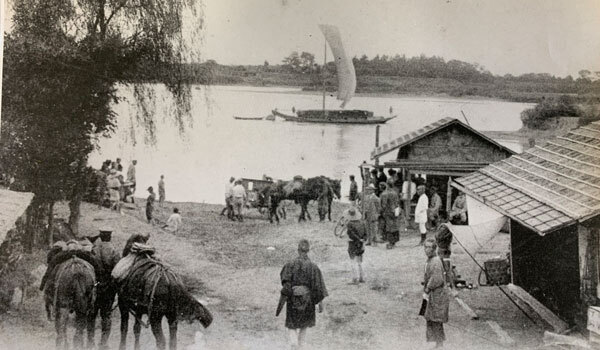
[521,95,582,129]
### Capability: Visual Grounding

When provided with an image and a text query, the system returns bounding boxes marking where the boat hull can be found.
[271,110,395,124]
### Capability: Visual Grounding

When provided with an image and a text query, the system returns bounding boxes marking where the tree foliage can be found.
[520,95,582,130]
[1,0,204,247]
[282,51,316,73]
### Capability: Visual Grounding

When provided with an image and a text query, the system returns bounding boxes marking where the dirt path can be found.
[0,201,544,350]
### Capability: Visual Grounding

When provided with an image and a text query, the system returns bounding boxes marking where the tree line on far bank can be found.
[145,53,600,104]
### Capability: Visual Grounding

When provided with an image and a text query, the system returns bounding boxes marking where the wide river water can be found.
[90,85,533,204]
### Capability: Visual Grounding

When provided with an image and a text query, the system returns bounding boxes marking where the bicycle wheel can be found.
[334,217,348,237]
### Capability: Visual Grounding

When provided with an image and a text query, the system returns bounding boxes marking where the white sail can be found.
[318,24,356,108]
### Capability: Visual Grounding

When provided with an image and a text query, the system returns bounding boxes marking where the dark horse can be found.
[262,176,341,224]
[50,256,96,350]
[117,254,213,350]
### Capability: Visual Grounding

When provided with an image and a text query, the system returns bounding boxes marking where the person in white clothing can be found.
[415,185,429,245]
[231,179,247,222]
[163,208,182,232]
[220,177,235,219]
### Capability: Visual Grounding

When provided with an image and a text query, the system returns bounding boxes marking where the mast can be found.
[322,38,327,112]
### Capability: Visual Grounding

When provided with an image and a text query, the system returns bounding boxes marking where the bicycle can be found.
[333,215,349,238]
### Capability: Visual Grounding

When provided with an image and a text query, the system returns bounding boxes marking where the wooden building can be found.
[370,117,515,220]
[452,120,600,329]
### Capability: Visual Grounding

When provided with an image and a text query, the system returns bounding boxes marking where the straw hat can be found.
[344,207,362,221]
[366,184,376,191]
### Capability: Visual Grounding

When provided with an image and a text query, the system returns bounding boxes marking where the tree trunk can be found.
[24,195,51,252]
[46,202,55,247]
[68,195,82,237]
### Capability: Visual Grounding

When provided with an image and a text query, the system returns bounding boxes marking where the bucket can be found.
[479,258,510,286]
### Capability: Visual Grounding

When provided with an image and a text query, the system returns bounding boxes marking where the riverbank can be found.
[1,200,545,350]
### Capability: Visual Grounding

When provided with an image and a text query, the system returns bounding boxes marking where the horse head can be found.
[330,179,341,199]
[179,297,213,328]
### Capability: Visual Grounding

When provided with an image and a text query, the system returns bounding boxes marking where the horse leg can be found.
[328,199,332,221]
[54,307,65,350]
[305,202,312,221]
[119,303,129,350]
[73,311,87,350]
[167,315,178,350]
[87,305,98,349]
[150,315,167,350]
[99,296,113,349]
[133,316,142,350]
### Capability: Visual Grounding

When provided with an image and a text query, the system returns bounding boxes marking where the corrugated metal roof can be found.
[0,189,34,243]
[370,117,515,159]
[454,120,600,235]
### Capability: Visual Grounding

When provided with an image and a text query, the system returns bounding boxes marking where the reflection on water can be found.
[90,85,533,204]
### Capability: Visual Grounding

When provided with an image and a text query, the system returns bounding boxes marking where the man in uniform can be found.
[89,227,121,349]
[278,239,328,350]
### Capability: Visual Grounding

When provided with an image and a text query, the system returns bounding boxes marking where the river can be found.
[89,85,533,204]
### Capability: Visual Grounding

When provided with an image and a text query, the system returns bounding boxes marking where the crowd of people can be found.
[351,168,469,249]
[220,177,248,221]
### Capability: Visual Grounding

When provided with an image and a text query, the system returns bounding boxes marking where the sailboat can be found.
[272,25,396,124]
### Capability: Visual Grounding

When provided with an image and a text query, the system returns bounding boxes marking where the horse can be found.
[117,254,212,350]
[50,256,97,350]
[262,176,341,224]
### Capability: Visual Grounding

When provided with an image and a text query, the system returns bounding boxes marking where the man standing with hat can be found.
[363,184,381,246]
[344,207,367,284]
[90,227,121,349]
[415,185,429,245]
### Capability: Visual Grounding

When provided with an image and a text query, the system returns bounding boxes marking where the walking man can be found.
[363,184,381,246]
[345,208,366,284]
[415,185,429,245]
[422,238,451,348]
[380,180,400,249]
[158,175,166,206]
[231,179,247,221]
[278,239,328,350]
[126,160,137,202]
[89,227,121,349]
[220,177,235,219]
[348,175,358,205]
[146,186,156,224]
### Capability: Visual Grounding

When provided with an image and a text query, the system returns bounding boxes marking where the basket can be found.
[482,258,510,286]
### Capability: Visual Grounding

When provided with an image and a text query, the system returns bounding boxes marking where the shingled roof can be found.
[453,120,600,235]
[371,117,515,160]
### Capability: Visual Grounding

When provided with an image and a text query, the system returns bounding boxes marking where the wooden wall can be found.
[396,124,512,164]
[511,220,581,324]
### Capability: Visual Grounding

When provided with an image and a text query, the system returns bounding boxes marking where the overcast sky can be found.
[201,0,600,77]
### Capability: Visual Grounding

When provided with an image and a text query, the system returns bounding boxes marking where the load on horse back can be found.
[114,244,212,350]
[262,176,341,224]
[50,255,97,350]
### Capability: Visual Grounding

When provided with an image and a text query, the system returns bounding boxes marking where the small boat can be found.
[233,116,263,121]
[272,109,396,124]
[274,25,396,125]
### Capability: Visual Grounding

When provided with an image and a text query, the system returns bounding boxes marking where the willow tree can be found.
[1,0,203,247]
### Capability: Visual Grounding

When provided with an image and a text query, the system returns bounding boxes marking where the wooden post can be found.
[0,0,5,140]
[322,39,327,112]
[374,125,380,167]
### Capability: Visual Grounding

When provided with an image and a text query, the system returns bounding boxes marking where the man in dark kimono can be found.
[379,181,400,249]
[89,227,121,349]
[422,238,451,348]
[279,239,328,350]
